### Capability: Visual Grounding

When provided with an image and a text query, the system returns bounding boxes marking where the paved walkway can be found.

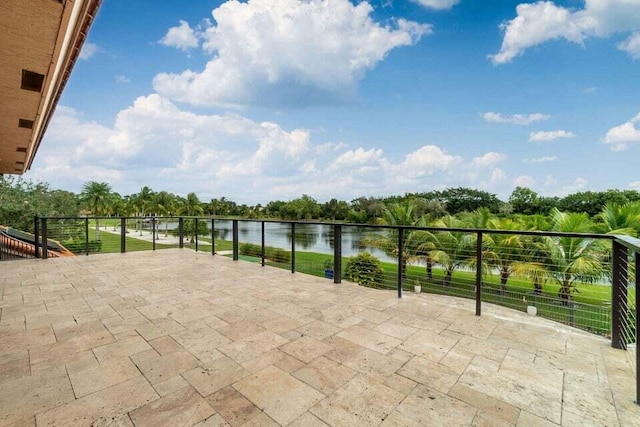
[0,250,638,426]
[102,227,183,245]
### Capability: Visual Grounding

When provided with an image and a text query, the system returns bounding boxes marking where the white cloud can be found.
[618,31,640,59]
[527,156,558,162]
[115,75,131,84]
[79,42,98,60]
[583,86,597,94]
[561,177,588,194]
[603,112,640,151]
[153,0,431,108]
[471,152,507,167]
[31,95,518,202]
[482,111,550,125]
[529,130,576,142]
[629,181,640,189]
[514,175,536,187]
[412,0,460,10]
[160,20,200,51]
[544,175,558,186]
[491,0,640,64]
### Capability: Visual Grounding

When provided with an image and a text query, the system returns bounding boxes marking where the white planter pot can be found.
[527,305,537,316]
[414,285,421,294]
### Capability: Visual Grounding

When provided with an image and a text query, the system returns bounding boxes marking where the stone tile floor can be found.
[0,249,638,426]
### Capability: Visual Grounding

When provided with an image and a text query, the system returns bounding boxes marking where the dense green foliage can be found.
[344,252,384,287]
[0,176,79,231]
[239,242,291,263]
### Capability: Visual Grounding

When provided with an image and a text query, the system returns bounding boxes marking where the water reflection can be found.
[159,220,393,261]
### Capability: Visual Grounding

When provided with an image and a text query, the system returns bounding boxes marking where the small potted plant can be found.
[523,296,537,316]
[324,258,334,279]
[414,280,421,294]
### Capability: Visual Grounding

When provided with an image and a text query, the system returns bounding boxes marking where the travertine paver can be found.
[0,249,639,426]
[129,386,214,427]
[310,374,404,426]
[233,366,324,425]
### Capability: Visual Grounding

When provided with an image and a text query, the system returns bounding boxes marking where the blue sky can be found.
[27,0,640,203]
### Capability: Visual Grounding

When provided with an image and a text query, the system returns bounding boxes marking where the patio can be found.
[0,249,638,426]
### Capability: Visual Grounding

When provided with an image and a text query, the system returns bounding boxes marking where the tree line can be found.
[3,175,640,236]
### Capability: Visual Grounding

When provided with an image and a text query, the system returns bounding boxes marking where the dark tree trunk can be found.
[443,269,453,286]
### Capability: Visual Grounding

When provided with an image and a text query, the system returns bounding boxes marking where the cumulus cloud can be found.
[618,31,640,59]
[561,177,588,193]
[160,20,200,51]
[412,0,460,10]
[527,156,558,162]
[529,130,576,142]
[471,152,507,167]
[603,112,640,151]
[482,111,550,125]
[514,175,536,187]
[153,0,431,108]
[490,0,640,64]
[31,95,516,202]
[79,42,98,60]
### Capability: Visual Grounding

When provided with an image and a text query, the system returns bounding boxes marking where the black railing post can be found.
[232,220,239,261]
[41,217,48,260]
[152,217,156,251]
[261,221,265,267]
[84,218,89,256]
[195,218,199,252]
[178,218,184,249]
[612,240,628,349]
[397,228,404,299]
[211,219,215,255]
[635,251,639,405]
[334,224,342,284]
[34,215,39,258]
[120,218,126,253]
[291,223,296,273]
[476,231,483,316]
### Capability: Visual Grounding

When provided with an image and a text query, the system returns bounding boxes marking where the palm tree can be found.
[427,215,476,286]
[596,202,640,236]
[542,208,606,304]
[181,192,205,216]
[154,191,175,238]
[367,202,420,278]
[179,193,204,244]
[80,181,111,239]
[484,217,528,292]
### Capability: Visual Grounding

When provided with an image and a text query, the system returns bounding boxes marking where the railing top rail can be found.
[40,215,616,241]
[612,234,640,252]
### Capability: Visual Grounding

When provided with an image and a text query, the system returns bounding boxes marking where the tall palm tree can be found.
[181,192,204,216]
[80,181,111,239]
[179,193,205,244]
[154,191,175,237]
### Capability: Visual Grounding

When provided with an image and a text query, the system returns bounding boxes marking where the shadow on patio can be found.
[1,250,638,426]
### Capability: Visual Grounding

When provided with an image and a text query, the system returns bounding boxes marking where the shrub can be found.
[239,243,291,263]
[345,252,384,287]
[240,243,262,257]
[266,247,291,263]
[62,239,102,254]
